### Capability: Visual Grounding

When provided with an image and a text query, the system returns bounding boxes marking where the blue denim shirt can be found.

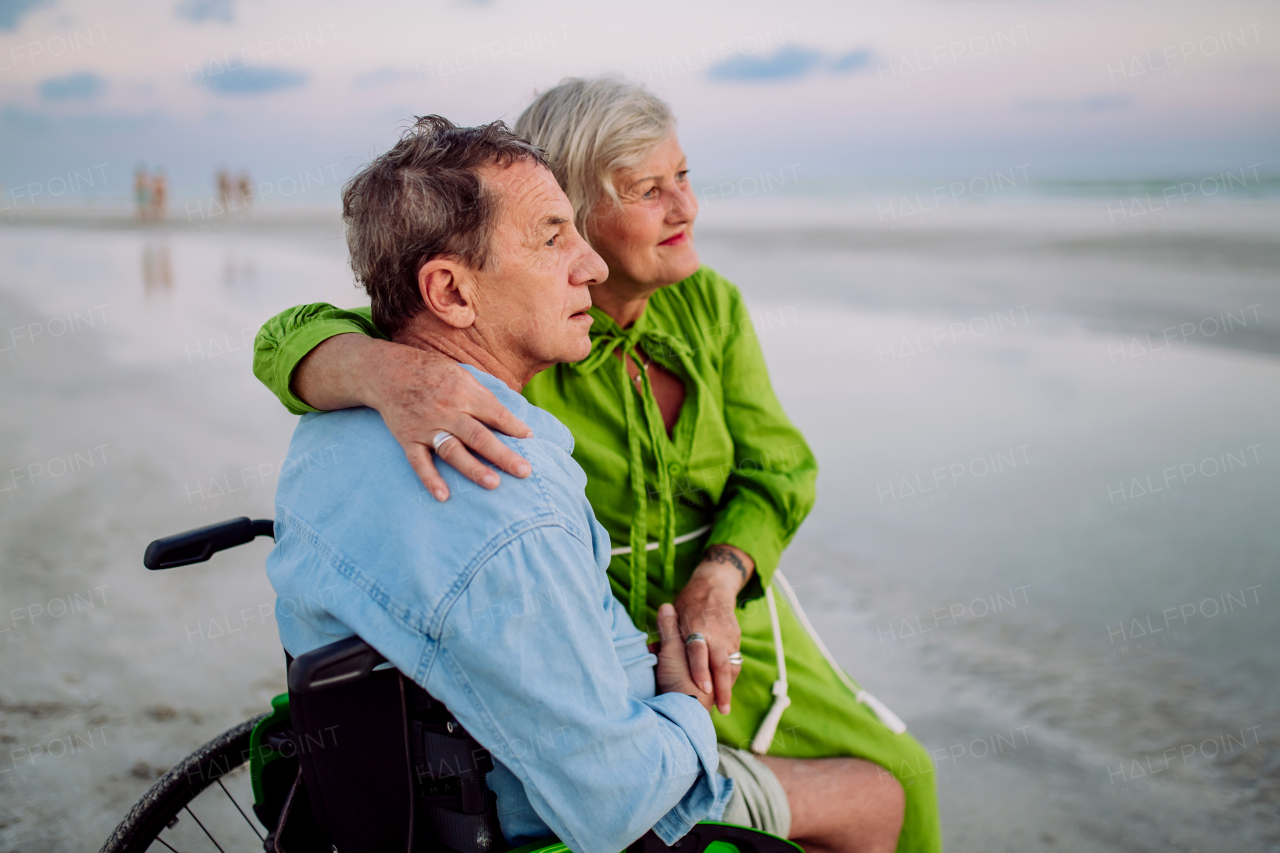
[267,364,731,853]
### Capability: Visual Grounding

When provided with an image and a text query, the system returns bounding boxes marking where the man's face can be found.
[469,160,607,375]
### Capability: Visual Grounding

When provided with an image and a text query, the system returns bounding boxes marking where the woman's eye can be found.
[676,170,689,182]
[642,186,658,199]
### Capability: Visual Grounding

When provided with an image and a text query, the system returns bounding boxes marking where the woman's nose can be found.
[667,181,697,222]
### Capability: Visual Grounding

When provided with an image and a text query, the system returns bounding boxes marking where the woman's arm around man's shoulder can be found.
[252,301,535,499]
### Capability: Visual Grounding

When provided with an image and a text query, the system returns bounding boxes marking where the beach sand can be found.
[1,199,1276,850]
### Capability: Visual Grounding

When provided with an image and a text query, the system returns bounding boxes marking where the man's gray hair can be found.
[342,115,546,336]
[515,77,675,243]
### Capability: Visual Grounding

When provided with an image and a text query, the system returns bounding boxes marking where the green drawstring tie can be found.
[571,309,697,630]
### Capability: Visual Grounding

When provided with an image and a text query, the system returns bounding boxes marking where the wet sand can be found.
[1,199,1277,850]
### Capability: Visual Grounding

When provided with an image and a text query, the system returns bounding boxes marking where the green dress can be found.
[253,266,942,852]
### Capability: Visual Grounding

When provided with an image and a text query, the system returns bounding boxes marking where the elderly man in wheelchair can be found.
[106,117,813,853]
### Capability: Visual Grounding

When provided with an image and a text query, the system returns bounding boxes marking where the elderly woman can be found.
[253,78,941,853]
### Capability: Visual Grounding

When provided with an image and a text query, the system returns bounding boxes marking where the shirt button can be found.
[668,462,683,475]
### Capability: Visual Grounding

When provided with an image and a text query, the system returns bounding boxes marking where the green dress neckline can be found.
[568,304,698,621]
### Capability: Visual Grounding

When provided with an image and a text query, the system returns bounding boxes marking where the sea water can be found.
[0,195,1276,850]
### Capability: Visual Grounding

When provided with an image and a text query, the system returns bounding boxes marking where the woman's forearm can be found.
[285,331,534,499]
[291,333,383,411]
[252,302,383,414]
[697,543,755,592]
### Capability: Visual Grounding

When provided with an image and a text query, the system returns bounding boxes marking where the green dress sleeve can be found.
[252,303,385,415]
[703,283,818,599]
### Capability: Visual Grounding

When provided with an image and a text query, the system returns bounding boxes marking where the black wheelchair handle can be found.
[143,517,275,570]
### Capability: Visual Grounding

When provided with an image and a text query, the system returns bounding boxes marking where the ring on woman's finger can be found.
[727,652,744,666]
[684,632,706,646]
[432,431,457,453]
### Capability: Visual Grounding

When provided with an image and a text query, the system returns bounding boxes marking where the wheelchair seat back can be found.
[274,637,502,853]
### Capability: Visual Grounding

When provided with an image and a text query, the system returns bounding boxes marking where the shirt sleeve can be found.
[704,276,819,600]
[606,579,660,699]
[431,525,729,853]
[252,303,385,415]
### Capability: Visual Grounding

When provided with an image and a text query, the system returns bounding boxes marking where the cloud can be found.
[709,45,877,83]
[709,46,824,82]
[831,49,873,73]
[2,105,161,134]
[175,0,232,24]
[199,66,308,95]
[40,71,106,100]
[0,0,48,31]
[1016,93,1135,113]
[1,105,52,132]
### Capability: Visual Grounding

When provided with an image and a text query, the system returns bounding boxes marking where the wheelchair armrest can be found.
[288,635,387,693]
[144,517,275,569]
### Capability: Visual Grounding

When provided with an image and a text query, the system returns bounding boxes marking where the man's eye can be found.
[545,234,557,247]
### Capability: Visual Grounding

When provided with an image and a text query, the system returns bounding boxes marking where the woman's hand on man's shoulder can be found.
[303,335,536,501]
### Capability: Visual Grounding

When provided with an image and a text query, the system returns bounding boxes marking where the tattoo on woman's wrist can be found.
[704,545,750,588]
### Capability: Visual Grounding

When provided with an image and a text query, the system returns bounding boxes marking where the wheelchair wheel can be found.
[100,715,269,853]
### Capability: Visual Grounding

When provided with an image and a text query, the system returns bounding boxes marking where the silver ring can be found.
[684,632,706,646]
[727,652,744,666]
[432,431,457,453]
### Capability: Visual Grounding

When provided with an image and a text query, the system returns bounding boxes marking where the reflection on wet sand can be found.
[222,253,257,289]
[142,241,172,292]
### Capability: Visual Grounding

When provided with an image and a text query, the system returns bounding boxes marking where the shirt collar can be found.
[587,305,649,341]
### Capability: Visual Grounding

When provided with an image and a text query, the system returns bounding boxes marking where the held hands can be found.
[354,338,535,500]
[672,545,753,716]
[653,603,714,713]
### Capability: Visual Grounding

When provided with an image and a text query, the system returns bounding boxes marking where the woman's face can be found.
[590,133,700,291]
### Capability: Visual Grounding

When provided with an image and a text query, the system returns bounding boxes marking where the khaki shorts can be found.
[715,745,792,839]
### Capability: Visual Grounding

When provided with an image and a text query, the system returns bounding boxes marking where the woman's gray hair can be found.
[515,76,675,242]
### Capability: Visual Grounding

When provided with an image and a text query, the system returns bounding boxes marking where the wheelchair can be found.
[99,517,802,853]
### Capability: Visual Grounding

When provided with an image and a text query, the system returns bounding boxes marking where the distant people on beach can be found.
[150,170,168,222]
[134,165,151,221]
[217,169,233,213]
[134,165,168,222]
[213,168,255,216]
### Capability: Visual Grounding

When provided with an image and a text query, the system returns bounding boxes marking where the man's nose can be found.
[571,242,609,287]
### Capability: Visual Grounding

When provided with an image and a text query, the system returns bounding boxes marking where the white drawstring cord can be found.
[749,570,908,754]
[773,571,908,735]
[610,524,712,556]
[749,585,791,755]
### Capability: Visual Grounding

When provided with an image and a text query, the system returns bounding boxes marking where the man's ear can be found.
[418,258,477,329]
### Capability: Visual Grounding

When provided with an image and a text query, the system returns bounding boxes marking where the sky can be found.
[0,0,1277,206]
